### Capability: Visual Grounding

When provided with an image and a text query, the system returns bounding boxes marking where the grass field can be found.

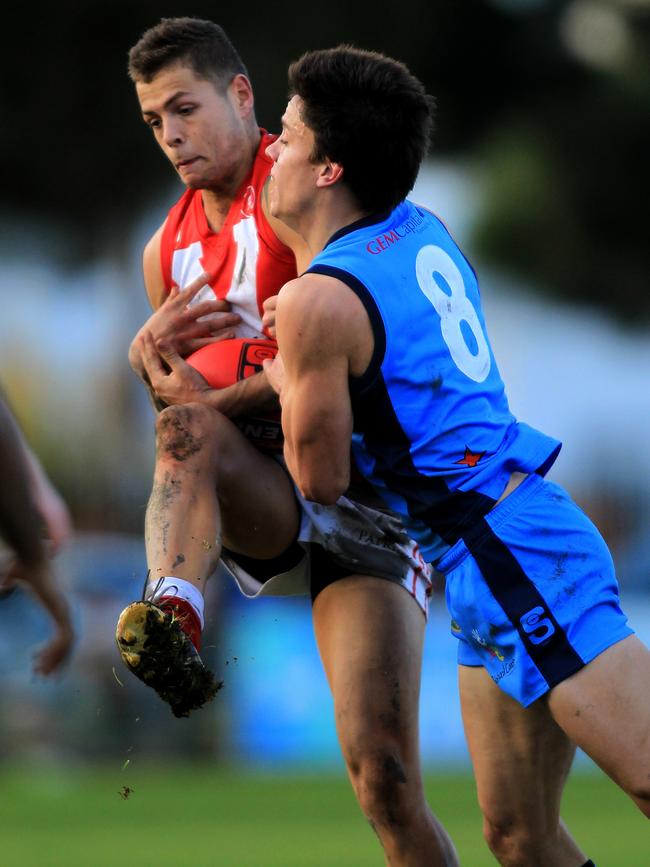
[0,766,646,866]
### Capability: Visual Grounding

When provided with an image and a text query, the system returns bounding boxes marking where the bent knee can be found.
[482,814,516,860]
[482,812,551,866]
[155,403,226,461]
[345,746,420,828]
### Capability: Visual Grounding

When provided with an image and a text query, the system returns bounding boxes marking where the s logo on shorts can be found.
[519,606,556,645]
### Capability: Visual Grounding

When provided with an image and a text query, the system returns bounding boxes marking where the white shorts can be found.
[220,487,433,616]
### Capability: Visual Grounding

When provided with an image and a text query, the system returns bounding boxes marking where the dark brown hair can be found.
[128,17,248,90]
[288,46,435,213]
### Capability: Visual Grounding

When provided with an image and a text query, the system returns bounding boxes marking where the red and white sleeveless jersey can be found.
[160,131,296,338]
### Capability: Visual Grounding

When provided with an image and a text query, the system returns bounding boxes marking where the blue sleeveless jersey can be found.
[307,201,561,566]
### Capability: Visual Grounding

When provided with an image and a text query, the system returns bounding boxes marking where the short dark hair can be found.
[288,46,435,213]
[128,17,248,90]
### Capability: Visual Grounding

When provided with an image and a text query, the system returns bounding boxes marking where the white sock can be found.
[146,576,205,629]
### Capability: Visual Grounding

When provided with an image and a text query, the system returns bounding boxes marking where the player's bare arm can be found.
[142,223,167,309]
[261,294,278,338]
[269,274,373,504]
[18,444,72,554]
[0,392,74,675]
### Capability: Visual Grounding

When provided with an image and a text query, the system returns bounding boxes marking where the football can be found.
[186,338,277,390]
[186,338,282,452]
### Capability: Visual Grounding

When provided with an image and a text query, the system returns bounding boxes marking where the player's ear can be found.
[230,74,254,117]
[316,160,344,189]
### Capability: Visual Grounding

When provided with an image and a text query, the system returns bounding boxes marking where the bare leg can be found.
[548,635,650,818]
[459,664,587,867]
[145,403,300,592]
[313,576,459,867]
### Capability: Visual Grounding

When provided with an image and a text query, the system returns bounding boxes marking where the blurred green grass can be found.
[0,766,645,866]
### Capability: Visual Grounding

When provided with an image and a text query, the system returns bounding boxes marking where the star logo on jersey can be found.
[454,446,486,468]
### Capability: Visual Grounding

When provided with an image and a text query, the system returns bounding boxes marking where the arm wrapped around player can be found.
[272,277,354,503]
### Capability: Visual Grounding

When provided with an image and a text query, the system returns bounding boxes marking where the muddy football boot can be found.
[115,597,222,718]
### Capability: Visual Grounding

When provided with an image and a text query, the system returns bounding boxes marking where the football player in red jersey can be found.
[0,387,73,674]
[126,17,306,403]
[119,18,309,700]
[115,25,455,867]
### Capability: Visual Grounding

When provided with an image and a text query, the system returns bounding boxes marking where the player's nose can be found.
[163,117,184,147]
[266,138,279,162]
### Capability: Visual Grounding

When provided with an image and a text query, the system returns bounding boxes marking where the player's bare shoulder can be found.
[142,223,166,309]
[277,273,373,376]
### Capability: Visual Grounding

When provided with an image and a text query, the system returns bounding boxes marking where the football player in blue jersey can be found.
[264,45,650,867]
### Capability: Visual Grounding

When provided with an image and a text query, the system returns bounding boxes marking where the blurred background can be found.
[0,1,649,864]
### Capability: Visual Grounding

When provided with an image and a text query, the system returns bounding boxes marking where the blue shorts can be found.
[437,473,633,706]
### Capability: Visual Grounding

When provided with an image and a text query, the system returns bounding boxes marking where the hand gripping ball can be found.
[186,338,282,452]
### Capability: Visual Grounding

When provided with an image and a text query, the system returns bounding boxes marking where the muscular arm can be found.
[273,275,373,504]
[142,224,167,310]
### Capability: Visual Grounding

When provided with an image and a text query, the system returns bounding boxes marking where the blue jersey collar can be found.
[324,208,394,249]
